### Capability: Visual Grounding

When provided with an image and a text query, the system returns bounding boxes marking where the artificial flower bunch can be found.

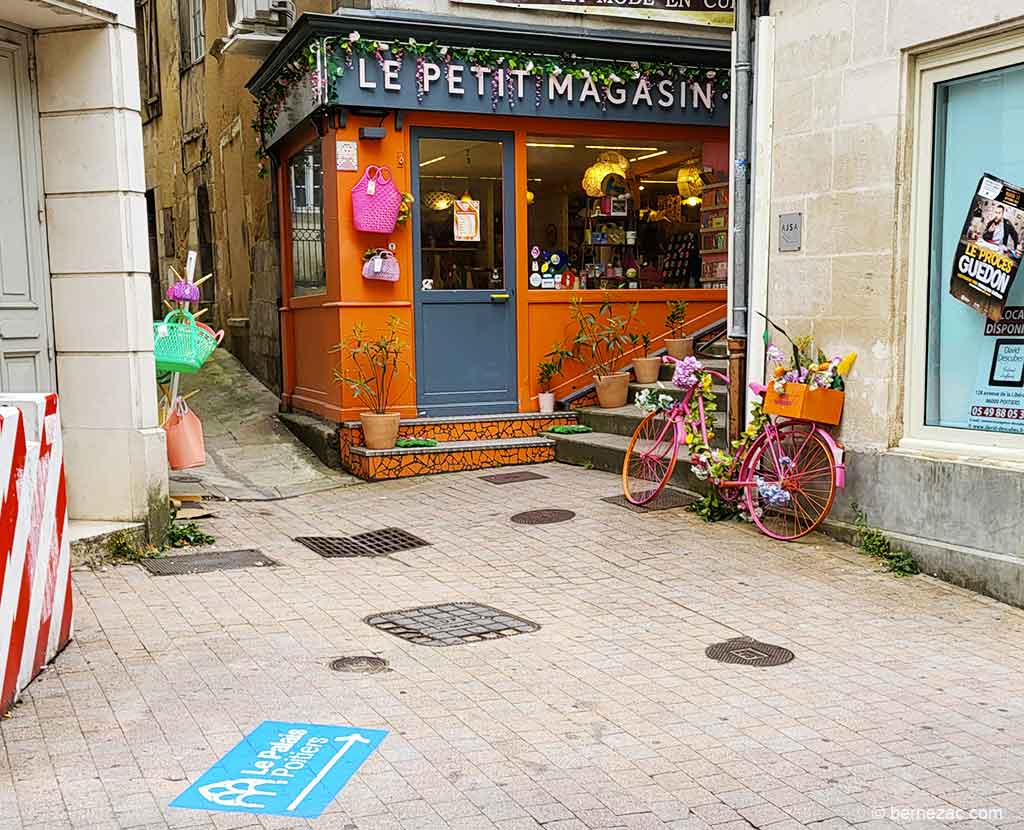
[634,387,676,413]
[766,339,857,395]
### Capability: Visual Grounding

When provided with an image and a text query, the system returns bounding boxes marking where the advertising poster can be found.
[948,173,1024,321]
[968,307,1024,434]
[453,198,481,242]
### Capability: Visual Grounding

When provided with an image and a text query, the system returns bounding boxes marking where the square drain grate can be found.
[479,471,549,484]
[295,528,429,558]
[141,549,278,576]
[365,602,539,647]
[602,488,696,513]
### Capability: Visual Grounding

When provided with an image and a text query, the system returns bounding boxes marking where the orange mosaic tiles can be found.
[348,442,555,481]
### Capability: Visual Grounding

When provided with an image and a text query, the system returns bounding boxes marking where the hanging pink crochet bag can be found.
[351,165,403,234]
[361,250,400,282]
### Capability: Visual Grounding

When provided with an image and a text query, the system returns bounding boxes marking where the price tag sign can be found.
[779,213,802,252]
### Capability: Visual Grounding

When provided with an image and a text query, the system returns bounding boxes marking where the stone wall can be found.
[763,1,1024,591]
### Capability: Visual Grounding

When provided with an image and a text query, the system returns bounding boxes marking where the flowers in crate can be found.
[634,387,675,413]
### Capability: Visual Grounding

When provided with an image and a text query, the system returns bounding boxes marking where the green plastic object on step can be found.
[395,437,439,448]
[547,424,593,434]
[153,308,223,374]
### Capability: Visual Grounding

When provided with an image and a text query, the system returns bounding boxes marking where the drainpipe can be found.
[727,0,754,442]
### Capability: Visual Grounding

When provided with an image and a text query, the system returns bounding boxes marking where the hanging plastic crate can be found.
[152,309,222,374]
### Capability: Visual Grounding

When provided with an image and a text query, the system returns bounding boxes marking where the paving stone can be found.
[3,464,1024,828]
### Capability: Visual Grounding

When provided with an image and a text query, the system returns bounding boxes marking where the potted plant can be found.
[632,331,661,384]
[333,315,411,450]
[665,299,692,360]
[569,296,638,409]
[537,345,571,414]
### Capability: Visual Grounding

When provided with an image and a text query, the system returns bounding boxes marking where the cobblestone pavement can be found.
[4,464,1024,830]
[175,350,356,500]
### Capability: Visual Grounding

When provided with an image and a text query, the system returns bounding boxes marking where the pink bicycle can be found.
[622,355,846,541]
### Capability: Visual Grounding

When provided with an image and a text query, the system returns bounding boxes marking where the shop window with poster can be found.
[922,59,1024,442]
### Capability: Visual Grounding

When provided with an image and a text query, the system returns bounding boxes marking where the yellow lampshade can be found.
[425,190,456,211]
[582,152,629,197]
[676,166,703,199]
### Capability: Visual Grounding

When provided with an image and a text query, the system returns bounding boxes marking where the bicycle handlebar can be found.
[661,354,730,386]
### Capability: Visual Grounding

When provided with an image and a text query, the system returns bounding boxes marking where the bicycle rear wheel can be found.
[622,411,680,505]
[745,426,836,541]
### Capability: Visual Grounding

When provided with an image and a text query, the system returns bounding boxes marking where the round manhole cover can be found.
[705,637,794,667]
[511,509,576,525]
[329,656,389,674]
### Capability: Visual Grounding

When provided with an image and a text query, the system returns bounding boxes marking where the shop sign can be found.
[451,0,734,26]
[332,58,728,127]
[949,173,1024,321]
[969,306,1024,434]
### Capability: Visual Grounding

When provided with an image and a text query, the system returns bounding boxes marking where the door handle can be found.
[489,293,510,303]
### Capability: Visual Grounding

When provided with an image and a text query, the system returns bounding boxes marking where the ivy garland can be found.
[253,31,731,173]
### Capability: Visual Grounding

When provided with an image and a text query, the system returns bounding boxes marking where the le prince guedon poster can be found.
[949,173,1024,321]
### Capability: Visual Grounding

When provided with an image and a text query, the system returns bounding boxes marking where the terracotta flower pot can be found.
[666,337,694,360]
[360,411,400,449]
[538,391,556,414]
[594,372,630,408]
[633,356,661,384]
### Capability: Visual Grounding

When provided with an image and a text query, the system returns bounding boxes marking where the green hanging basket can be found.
[153,309,222,374]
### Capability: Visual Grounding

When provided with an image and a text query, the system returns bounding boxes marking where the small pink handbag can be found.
[362,250,400,282]
[351,165,403,234]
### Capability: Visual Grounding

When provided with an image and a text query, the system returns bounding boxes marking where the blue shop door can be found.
[412,129,518,416]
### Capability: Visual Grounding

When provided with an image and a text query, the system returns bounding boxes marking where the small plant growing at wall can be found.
[332,316,412,449]
[852,503,919,577]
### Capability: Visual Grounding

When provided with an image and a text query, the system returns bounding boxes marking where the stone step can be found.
[341,411,577,445]
[545,430,708,494]
[346,436,556,481]
[572,405,729,448]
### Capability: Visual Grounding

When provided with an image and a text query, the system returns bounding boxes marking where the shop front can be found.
[250,12,733,422]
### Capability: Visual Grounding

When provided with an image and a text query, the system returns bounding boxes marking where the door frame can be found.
[0,23,56,390]
[410,126,518,416]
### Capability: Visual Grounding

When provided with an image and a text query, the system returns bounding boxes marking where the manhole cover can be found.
[141,549,278,576]
[480,471,549,484]
[510,509,575,525]
[705,637,795,667]
[329,656,389,674]
[365,602,540,647]
[295,528,429,558]
[603,488,696,512]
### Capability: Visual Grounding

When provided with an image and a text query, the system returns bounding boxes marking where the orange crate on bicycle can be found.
[763,383,844,426]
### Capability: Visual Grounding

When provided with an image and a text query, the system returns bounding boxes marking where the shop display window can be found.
[525,136,726,291]
[925,62,1024,435]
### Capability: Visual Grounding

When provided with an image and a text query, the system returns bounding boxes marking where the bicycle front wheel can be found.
[622,411,680,505]
[745,426,836,541]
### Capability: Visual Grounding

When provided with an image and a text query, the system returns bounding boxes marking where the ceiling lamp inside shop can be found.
[676,166,704,203]
[424,190,457,211]
[582,151,630,198]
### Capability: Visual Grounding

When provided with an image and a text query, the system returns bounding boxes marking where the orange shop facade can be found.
[249,12,733,422]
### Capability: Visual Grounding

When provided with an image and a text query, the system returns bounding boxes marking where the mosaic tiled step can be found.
[347,436,556,481]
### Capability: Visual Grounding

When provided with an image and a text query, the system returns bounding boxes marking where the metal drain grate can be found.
[480,471,549,484]
[510,509,575,525]
[603,488,696,512]
[295,528,429,558]
[365,602,540,647]
[705,637,795,667]
[329,656,389,674]
[141,549,278,576]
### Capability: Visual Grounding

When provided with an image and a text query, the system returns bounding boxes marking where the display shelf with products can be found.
[699,182,729,289]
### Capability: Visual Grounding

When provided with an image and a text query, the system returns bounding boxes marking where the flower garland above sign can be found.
[253,32,730,163]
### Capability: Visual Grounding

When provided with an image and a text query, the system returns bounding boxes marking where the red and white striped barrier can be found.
[0,394,73,715]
